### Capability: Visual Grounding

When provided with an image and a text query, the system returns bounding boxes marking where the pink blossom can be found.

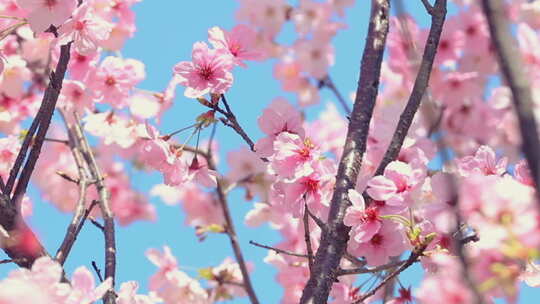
[0,55,31,99]
[129,92,160,119]
[349,221,410,266]
[161,158,189,186]
[270,132,320,179]
[150,183,184,206]
[0,257,111,304]
[515,159,534,187]
[209,258,248,299]
[181,185,225,228]
[146,246,178,291]
[173,41,234,98]
[208,25,263,67]
[187,156,218,188]
[135,122,175,172]
[236,0,287,38]
[306,103,347,156]
[281,159,336,217]
[255,98,305,158]
[58,3,113,55]
[66,267,112,304]
[83,111,137,148]
[273,58,304,92]
[457,145,508,177]
[146,246,208,304]
[329,0,355,17]
[89,56,145,108]
[117,281,162,304]
[0,135,21,181]
[17,0,76,33]
[67,49,99,80]
[344,189,382,244]
[366,160,424,210]
[416,273,473,304]
[58,80,94,114]
[294,37,334,79]
[292,0,332,37]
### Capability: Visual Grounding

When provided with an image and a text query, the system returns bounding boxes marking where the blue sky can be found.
[1,0,539,303]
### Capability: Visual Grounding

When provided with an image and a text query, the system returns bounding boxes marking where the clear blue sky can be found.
[1,1,538,303]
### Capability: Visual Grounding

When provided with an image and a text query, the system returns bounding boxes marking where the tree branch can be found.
[249,240,309,258]
[303,204,315,272]
[337,259,406,276]
[206,152,260,304]
[10,43,72,208]
[354,244,427,303]
[72,114,116,304]
[481,0,540,206]
[318,75,351,115]
[300,1,391,302]
[373,0,446,177]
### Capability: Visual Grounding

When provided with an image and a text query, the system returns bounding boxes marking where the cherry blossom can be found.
[173,41,234,98]
[58,3,113,55]
[208,25,263,67]
[344,189,382,244]
[366,160,424,211]
[17,0,76,33]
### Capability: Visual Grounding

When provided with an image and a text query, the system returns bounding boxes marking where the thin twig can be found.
[55,149,89,265]
[337,259,406,276]
[319,76,351,115]
[0,258,26,265]
[44,138,69,145]
[206,150,260,304]
[249,240,309,258]
[218,95,257,153]
[92,261,104,282]
[354,245,427,303]
[89,217,105,231]
[303,204,314,272]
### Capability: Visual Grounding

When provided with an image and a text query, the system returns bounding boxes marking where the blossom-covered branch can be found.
[300,1,391,302]
[481,0,540,204]
[373,0,447,177]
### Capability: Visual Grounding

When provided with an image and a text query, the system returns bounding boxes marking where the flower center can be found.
[370,233,383,246]
[105,76,116,87]
[198,65,214,81]
[45,0,57,9]
[304,178,319,193]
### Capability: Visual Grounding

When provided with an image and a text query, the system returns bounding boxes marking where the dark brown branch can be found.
[206,153,260,304]
[300,1,391,303]
[249,240,309,258]
[481,0,540,206]
[0,258,26,264]
[373,0,447,177]
[218,95,257,153]
[10,43,72,207]
[92,260,104,282]
[0,41,72,272]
